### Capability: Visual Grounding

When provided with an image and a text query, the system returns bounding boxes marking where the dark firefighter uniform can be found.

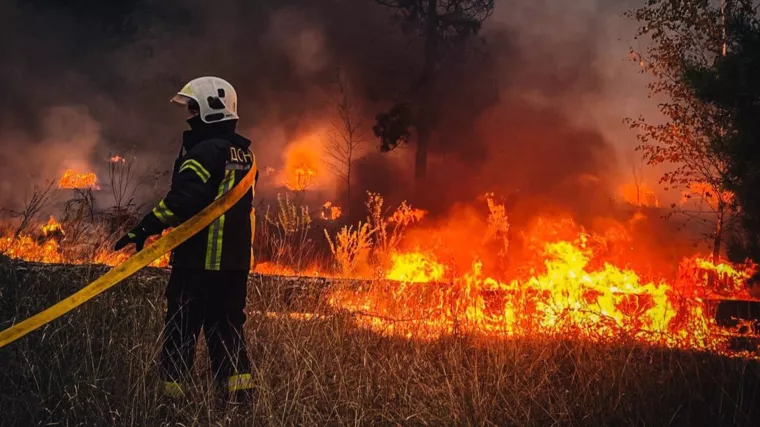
[116,119,258,400]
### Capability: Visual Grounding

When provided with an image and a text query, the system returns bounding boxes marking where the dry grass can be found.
[1,257,759,426]
[324,222,373,276]
[256,194,322,272]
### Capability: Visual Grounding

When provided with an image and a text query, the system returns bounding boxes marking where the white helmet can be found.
[170,76,239,124]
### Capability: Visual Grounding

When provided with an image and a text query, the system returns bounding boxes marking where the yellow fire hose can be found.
[0,161,257,349]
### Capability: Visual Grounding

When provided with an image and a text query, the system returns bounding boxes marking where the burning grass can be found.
[1,192,760,362]
[0,259,759,426]
[0,216,168,268]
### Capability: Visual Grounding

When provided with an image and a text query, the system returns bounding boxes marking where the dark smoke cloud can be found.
[0,0,652,221]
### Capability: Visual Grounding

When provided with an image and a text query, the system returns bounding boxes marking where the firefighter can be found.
[114,76,258,403]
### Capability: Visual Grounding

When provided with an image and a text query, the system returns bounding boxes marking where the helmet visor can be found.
[171,94,200,118]
[170,93,193,105]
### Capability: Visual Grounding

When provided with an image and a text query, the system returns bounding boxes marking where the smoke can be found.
[0,106,102,206]
[0,0,656,221]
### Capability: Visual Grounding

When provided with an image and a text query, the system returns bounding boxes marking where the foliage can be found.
[373,0,495,181]
[377,0,495,44]
[683,11,760,263]
[624,0,756,258]
[373,102,414,152]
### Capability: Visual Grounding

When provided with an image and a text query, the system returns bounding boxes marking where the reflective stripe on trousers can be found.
[162,381,184,398]
[227,373,254,391]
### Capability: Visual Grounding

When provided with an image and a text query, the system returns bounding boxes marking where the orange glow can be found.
[680,182,734,210]
[279,132,324,191]
[59,169,98,189]
[619,182,659,207]
[109,155,126,163]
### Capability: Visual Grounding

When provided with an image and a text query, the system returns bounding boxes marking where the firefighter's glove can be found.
[114,228,149,252]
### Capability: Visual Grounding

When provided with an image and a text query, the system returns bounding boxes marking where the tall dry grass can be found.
[1,257,759,426]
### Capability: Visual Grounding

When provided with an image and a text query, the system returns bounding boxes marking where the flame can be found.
[59,169,98,189]
[320,202,342,220]
[326,200,759,358]
[109,155,126,163]
[0,235,64,264]
[1,189,758,360]
[619,182,660,207]
[385,251,446,283]
[1,224,170,268]
[41,216,64,237]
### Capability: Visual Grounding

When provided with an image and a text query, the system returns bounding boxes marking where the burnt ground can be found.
[0,258,759,426]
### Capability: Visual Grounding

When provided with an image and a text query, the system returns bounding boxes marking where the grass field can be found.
[1,257,759,426]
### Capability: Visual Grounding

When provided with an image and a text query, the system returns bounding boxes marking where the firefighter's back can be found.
[170,133,255,272]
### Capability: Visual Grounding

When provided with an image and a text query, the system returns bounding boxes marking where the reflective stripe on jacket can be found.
[142,130,258,271]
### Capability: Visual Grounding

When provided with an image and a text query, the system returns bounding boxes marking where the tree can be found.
[683,9,760,262]
[624,0,755,259]
[324,70,366,215]
[372,0,495,186]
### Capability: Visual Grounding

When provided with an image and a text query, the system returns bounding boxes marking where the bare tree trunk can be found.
[713,208,724,261]
[415,0,439,186]
[415,125,430,182]
[346,158,352,216]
